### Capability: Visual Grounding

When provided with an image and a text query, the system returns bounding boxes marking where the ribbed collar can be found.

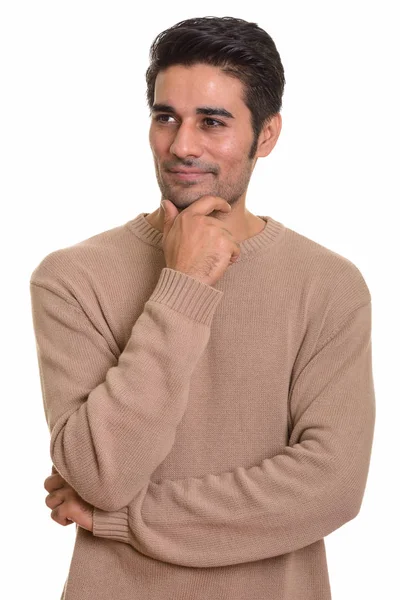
[126,212,286,264]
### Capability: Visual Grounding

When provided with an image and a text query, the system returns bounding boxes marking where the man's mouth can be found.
[168,171,211,181]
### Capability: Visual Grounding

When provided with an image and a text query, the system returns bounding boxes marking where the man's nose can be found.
[169,122,202,158]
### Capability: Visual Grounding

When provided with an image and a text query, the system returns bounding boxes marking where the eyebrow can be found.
[151,103,235,119]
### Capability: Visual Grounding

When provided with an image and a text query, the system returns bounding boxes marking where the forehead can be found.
[153,63,247,114]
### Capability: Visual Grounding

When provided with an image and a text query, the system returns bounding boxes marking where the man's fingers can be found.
[43,474,93,531]
[45,492,64,509]
[44,473,65,492]
[51,506,74,527]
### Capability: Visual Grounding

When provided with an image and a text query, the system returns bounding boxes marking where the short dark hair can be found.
[145,16,286,159]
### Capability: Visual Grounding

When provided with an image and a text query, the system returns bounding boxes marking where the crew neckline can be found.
[126,212,285,263]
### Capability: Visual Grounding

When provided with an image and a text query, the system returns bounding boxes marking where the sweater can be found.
[29,211,375,600]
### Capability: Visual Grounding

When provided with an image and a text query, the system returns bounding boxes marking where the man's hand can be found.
[44,470,94,532]
[161,196,240,287]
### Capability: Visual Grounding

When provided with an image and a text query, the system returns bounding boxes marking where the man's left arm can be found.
[89,300,375,568]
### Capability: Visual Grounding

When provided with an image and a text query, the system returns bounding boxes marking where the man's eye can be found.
[203,118,224,127]
[154,115,224,127]
[155,114,174,123]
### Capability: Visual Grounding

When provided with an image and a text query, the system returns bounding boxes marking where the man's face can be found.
[149,63,259,211]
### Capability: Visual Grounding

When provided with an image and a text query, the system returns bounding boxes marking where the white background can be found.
[1,1,398,598]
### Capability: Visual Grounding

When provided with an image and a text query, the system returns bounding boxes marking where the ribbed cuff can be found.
[147,267,223,327]
[92,506,130,543]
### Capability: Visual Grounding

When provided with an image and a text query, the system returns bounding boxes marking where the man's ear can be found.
[256,113,282,158]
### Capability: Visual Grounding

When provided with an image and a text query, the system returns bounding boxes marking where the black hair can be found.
[145,16,285,159]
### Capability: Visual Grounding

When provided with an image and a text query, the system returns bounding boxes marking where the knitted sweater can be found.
[29,212,375,600]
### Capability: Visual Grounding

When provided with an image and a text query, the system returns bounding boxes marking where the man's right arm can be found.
[30,263,223,512]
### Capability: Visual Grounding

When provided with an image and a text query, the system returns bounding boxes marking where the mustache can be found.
[163,161,219,174]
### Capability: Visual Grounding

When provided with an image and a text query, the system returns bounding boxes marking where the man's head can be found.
[145,16,285,212]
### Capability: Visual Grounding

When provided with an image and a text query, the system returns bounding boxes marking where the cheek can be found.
[216,140,248,168]
[149,136,165,159]
[212,131,249,163]
[149,127,166,157]
[149,129,157,153]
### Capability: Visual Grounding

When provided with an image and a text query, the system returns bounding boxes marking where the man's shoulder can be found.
[284,225,371,299]
[29,219,136,300]
[281,225,372,341]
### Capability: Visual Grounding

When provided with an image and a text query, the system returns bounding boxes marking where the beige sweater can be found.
[29,212,375,600]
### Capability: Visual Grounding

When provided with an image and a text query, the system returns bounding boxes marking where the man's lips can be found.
[167,170,211,180]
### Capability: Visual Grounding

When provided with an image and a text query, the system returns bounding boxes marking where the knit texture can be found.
[29,212,375,600]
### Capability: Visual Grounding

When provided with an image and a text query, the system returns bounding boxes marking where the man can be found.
[30,16,375,600]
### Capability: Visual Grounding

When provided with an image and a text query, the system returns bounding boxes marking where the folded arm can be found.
[30,264,223,512]
[91,302,376,567]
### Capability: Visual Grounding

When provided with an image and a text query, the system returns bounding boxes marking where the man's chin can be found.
[167,189,218,209]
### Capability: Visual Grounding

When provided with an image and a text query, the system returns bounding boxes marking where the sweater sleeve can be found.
[92,301,376,567]
[30,266,223,512]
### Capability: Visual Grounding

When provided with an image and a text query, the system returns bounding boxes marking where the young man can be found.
[31,16,375,600]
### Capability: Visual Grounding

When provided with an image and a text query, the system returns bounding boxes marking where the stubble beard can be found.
[155,163,252,212]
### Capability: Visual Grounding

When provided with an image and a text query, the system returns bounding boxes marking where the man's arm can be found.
[30,262,223,512]
[90,301,375,568]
